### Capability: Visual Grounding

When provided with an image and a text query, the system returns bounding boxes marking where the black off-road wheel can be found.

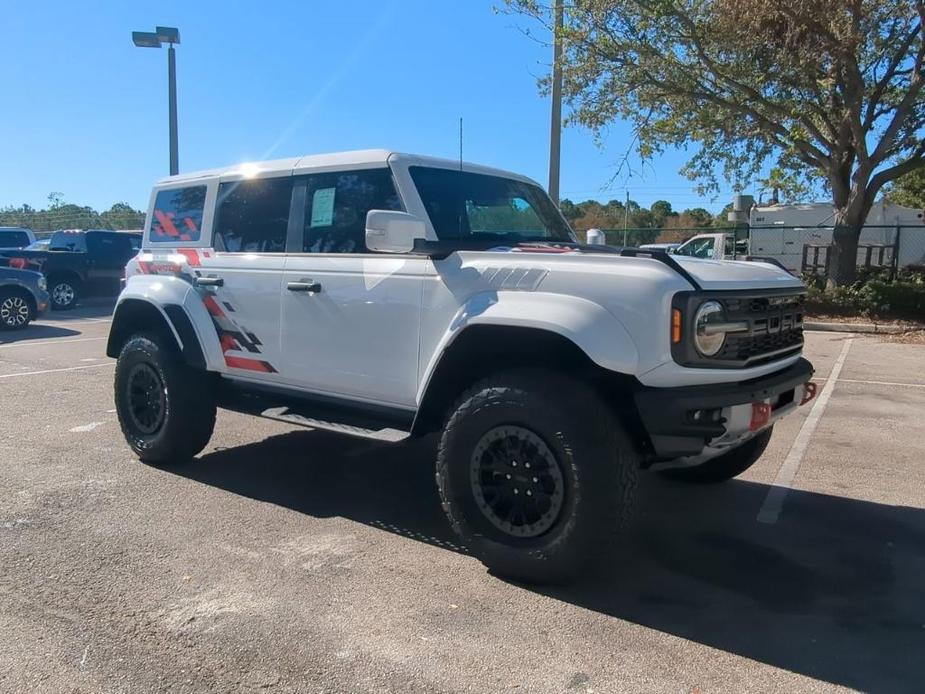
[436,370,639,585]
[0,289,34,330]
[661,427,774,484]
[114,333,216,464]
[48,275,80,310]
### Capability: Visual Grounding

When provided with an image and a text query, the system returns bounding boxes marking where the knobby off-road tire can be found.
[114,333,216,465]
[662,427,774,484]
[436,370,639,585]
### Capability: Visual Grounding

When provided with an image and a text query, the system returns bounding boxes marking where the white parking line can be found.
[0,363,114,379]
[839,378,925,389]
[0,337,107,349]
[70,421,105,433]
[757,337,854,525]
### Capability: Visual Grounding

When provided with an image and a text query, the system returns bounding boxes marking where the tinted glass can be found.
[49,231,87,251]
[86,232,134,261]
[409,167,573,242]
[0,231,29,247]
[677,237,715,258]
[214,178,293,253]
[301,169,402,253]
[150,186,207,243]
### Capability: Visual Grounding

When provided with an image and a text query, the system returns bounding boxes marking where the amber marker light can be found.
[671,308,682,344]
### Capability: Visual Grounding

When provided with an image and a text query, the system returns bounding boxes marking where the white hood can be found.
[672,257,804,291]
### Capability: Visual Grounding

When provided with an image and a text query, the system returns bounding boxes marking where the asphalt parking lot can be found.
[1,306,923,693]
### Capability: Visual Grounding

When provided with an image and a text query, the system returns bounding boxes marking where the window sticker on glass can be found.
[310,187,336,228]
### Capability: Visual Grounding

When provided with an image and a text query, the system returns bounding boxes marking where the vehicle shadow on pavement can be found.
[0,324,81,343]
[40,301,115,322]
[182,430,924,693]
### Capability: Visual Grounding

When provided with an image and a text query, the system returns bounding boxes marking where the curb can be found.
[804,321,905,334]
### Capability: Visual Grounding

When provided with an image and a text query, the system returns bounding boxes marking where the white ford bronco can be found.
[109,150,815,583]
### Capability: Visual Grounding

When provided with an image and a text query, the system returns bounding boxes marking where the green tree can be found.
[887,167,925,208]
[506,0,925,286]
[650,200,676,227]
[558,198,581,220]
[684,207,713,227]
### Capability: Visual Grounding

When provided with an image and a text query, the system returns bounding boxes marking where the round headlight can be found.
[694,301,726,356]
[38,276,47,291]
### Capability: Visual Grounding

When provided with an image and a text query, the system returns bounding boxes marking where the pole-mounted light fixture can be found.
[132,26,181,175]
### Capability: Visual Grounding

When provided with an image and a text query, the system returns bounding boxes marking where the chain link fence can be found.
[0,210,145,235]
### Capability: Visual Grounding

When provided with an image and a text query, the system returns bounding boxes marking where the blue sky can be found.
[2,0,740,213]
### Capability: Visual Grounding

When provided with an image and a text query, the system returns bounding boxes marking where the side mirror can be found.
[365,210,426,253]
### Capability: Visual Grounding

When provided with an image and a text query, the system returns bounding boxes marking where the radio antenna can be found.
[458,117,463,171]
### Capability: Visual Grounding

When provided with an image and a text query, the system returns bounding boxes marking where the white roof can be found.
[157,149,538,186]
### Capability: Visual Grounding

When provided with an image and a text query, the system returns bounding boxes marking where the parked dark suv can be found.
[1,229,141,309]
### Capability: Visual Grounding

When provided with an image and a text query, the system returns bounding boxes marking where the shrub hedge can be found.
[804,268,925,322]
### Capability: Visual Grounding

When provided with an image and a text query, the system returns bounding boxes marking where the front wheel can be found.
[661,427,774,484]
[114,333,216,464]
[0,290,33,330]
[436,370,639,584]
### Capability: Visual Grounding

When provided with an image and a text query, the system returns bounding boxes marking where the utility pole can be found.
[167,43,178,176]
[133,26,181,176]
[623,189,630,246]
[548,0,563,203]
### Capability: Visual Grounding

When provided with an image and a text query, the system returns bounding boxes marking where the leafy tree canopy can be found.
[505,0,925,284]
[887,166,925,207]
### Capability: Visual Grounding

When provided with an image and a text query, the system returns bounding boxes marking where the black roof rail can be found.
[619,247,702,290]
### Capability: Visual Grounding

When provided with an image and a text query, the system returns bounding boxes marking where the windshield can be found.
[409,166,574,243]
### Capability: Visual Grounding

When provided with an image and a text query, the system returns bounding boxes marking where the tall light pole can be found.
[548,0,563,204]
[132,26,181,176]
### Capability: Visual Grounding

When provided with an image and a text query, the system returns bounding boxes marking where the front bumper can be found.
[34,289,50,316]
[634,357,814,461]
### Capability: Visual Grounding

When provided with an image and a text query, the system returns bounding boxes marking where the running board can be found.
[216,380,413,444]
[258,406,410,443]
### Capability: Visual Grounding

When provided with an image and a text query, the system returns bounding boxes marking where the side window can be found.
[695,238,716,258]
[467,196,544,235]
[214,178,293,253]
[150,186,206,243]
[300,169,401,253]
[680,237,715,259]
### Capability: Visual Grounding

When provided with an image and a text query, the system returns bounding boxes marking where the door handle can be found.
[287,280,322,293]
[195,276,224,287]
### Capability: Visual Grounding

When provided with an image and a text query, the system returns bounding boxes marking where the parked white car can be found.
[108,150,815,583]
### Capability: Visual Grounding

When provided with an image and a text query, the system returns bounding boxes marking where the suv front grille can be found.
[718,293,805,366]
[670,290,806,369]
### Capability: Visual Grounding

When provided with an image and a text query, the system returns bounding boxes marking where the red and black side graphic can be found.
[134,248,277,373]
[153,210,199,242]
[198,290,277,374]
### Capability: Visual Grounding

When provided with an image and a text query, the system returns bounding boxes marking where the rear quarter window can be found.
[149,186,207,243]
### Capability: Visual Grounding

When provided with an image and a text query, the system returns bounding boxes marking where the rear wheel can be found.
[49,276,80,310]
[436,370,639,584]
[0,290,33,330]
[114,333,216,464]
[662,427,774,484]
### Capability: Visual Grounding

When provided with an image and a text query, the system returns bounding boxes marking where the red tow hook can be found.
[800,381,819,406]
[749,402,772,432]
